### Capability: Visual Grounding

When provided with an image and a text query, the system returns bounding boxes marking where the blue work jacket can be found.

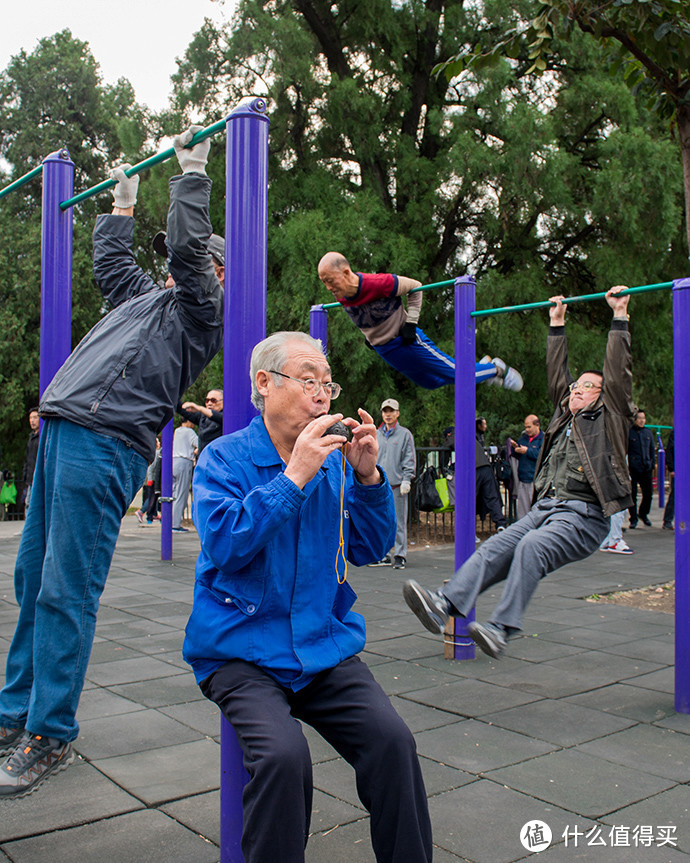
[183,416,396,690]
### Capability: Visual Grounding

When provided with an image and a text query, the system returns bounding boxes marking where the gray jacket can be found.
[40,173,223,463]
[376,422,415,487]
[534,320,635,517]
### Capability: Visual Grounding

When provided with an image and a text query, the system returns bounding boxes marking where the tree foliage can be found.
[172,0,684,444]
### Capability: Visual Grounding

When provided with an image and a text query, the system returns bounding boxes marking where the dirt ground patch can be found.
[586,581,675,614]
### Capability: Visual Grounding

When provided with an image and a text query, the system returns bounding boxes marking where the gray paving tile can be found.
[486,749,675,818]
[600,786,690,856]
[388,695,461,733]
[109,671,205,707]
[534,836,689,861]
[566,683,677,723]
[577,724,690,782]
[161,790,221,845]
[85,655,187,686]
[87,641,143,664]
[416,718,557,772]
[1,809,219,863]
[313,758,366,809]
[76,707,203,759]
[599,636,676,665]
[428,780,595,863]
[76,686,145,721]
[92,739,221,805]
[654,712,690,734]
[305,817,374,863]
[364,633,447,660]
[626,666,676,694]
[369,659,461,695]
[310,788,369,834]
[159,700,222,738]
[403,676,542,717]
[0,759,142,842]
[481,698,636,746]
[536,625,639,650]
[418,755,475,796]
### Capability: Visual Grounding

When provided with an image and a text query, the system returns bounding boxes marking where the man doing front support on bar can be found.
[317,251,523,391]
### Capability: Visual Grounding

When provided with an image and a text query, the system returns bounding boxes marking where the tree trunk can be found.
[678,104,690,258]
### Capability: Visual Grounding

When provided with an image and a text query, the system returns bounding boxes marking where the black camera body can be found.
[323,421,351,441]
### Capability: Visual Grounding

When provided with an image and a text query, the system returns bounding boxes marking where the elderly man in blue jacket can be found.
[183,331,432,863]
[0,127,223,797]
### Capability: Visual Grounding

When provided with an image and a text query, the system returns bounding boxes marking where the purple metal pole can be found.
[160,420,173,561]
[310,304,328,348]
[220,97,270,863]
[40,150,74,397]
[657,433,665,509]
[451,276,476,660]
[673,278,690,714]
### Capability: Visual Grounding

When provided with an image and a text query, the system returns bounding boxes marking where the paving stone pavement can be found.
[0,512,687,863]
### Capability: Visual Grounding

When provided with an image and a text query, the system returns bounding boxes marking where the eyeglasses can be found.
[205,397,220,404]
[269,370,342,399]
[568,380,601,393]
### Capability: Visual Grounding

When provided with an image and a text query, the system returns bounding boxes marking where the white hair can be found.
[250,331,325,413]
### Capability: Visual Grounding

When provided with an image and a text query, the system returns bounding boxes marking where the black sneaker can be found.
[393,556,406,569]
[468,621,507,659]
[0,733,75,798]
[402,581,452,634]
[368,555,392,567]
[0,726,24,757]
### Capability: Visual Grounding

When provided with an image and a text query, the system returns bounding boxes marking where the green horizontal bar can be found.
[0,164,43,200]
[471,281,674,317]
[60,119,227,211]
[648,424,673,430]
[320,277,457,310]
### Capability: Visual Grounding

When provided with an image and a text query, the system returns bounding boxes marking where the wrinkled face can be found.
[29,411,39,432]
[634,412,646,428]
[318,263,357,300]
[261,341,334,433]
[568,373,603,414]
[205,390,223,411]
[524,416,540,437]
[381,407,399,426]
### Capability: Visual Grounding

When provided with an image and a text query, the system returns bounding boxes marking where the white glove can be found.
[109,164,139,209]
[173,125,209,175]
[400,480,411,495]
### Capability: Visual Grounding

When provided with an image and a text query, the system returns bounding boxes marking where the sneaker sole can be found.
[0,747,75,799]
[468,623,504,659]
[402,582,445,635]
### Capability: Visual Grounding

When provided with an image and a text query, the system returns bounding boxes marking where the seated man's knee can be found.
[251,723,311,783]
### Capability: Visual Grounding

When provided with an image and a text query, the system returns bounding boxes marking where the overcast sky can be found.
[2,0,235,112]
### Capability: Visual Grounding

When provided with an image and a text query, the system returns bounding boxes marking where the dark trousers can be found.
[201,656,432,863]
[664,476,674,527]
[628,467,653,523]
[476,465,507,528]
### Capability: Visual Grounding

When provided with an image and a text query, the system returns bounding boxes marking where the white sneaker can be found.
[607,539,634,555]
[488,357,524,392]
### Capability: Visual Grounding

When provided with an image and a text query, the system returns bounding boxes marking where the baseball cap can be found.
[152,231,225,266]
[381,398,399,411]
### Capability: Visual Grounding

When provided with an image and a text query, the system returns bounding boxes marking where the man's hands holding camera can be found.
[284,410,380,489]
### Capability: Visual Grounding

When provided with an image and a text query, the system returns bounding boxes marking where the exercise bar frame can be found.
[312,277,689,715]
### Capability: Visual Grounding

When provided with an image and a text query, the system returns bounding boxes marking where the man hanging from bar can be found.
[402,286,635,658]
[317,251,523,390]
[0,126,224,797]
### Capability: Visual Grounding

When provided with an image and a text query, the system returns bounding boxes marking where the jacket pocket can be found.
[332,580,357,622]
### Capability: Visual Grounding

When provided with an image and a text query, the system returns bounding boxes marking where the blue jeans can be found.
[0,419,147,742]
[373,328,496,389]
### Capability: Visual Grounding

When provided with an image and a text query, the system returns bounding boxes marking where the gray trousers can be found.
[443,497,609,632]
[391,486,409,560]
[516,481,533,520]
[172,457,194,528]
